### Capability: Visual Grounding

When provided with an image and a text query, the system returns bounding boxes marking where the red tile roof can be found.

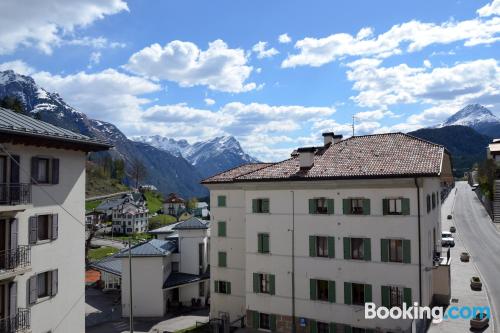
[202,133,448,184]
[201,163,274,184]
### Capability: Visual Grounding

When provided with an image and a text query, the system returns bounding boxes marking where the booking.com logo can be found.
[365,303,491,323]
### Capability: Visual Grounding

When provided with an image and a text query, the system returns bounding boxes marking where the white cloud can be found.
[87,51,102,68]
[204,98,216,106]
[64,36,126,49]
[0,0,128,54]
[355,109,396,121]
[124,39,257,93]
[478,0,500,17]
[423,59,432,68]
[282,14,500,67]
[0,60,35,75]
[252,41,279,59]
[278,33,292,44]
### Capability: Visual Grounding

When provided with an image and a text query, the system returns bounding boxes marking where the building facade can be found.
[111,200,149,235]
[203,132,453,333]
[0,107,110,333]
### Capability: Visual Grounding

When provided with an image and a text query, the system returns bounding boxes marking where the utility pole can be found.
[352,115,356,137]
[129,239,134,333]
[291,191,296,333]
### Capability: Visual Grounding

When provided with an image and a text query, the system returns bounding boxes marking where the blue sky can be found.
[0,0,499,160]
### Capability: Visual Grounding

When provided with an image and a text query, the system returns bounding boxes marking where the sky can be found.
[0,0,499,161]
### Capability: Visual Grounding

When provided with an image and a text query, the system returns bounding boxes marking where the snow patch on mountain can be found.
[439,104,499,127]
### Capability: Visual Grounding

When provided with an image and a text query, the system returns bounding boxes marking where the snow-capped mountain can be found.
[133,135,259,178]
[439,104,500,137]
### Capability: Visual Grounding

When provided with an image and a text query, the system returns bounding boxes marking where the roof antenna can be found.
[352,115,356,137]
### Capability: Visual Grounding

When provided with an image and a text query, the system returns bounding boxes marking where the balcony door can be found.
[0,220,5,270]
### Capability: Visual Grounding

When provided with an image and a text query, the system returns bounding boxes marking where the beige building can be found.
[0,107,110,333]
[203,132,453,333]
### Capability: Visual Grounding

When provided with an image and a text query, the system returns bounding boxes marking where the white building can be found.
[119,217,210,317]
[203,132,453,333]
[163,193,185,216]
[111,197,149,235]
[0,107,110,333]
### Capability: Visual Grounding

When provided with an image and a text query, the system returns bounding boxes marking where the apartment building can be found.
[111,199,149,235]
[0,108,110,333]
[203,132,453,333]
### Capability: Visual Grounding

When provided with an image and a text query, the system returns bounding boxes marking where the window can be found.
[352,283,365,306]
[381,239,410,263]
[389,239,403,263]
[317,322,330,333]
[218,252,227,267]
[382,285,411,308]
[351,199,364,214]
[199,282,205,297]
[28,270,58,304]
[388,199,402,214]
[259,313,270,330]
[254,273,275,294]
[351,238,364,260]
[29,214,58,244]
[37,271,50,298]
[172,262,179,272]
[426,195,431,213]
[37,215,50,240]
[432,193,436,209]
[257,233,270,253]
[252,198,269,213]
[317,279,329,301]
[316,236,328,257]
[310,279,335,302]
[37,158,50,183]
[217,221,226,237]
[310,236,334,258]
[309,197,333,214]
[217,195,226,207]
[215,280,231,294]
[31,157,59,184]
[389,286,403,308]
[260,274,270,294]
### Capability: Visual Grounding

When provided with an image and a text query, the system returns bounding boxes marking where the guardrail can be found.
[0,246,31,272]
[0,308,30,332]
[0,183,31,205]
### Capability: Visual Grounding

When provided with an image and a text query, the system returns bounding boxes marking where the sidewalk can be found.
[428,188,493,332]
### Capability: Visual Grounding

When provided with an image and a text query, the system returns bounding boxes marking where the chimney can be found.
[322,132,343,145]
[297,147,315,169]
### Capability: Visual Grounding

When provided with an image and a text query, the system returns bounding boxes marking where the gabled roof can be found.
[90,252,123,276]
[172,217,209,230]
[163,268,210,289]
[201,162,274,184]
[0,107,111,151]
[117,239,177,257]
[164,193,185,204]
[148,222,181,234]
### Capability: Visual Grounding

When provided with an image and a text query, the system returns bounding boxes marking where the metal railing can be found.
[0,184,31,205]
[0,246,31,272]
[0,308,30,333]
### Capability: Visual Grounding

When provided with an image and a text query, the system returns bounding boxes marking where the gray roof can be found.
[163,270,210,289]
[148,222,181,234]
[90,252,123,276]
[0,107,111,150]
[96,198,126,212]
[172,217,209,230]
[117,239,177,257]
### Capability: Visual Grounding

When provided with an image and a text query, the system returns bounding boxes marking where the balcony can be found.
[0,308,30,333]
[0,246,31,279]
[0,184,32,213]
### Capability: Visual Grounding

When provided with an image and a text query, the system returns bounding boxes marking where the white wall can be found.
[178,229,208,275]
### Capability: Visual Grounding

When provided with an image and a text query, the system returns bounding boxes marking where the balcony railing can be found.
[0,184,32,206]
[0,246,31,272]
[0,308,30,333]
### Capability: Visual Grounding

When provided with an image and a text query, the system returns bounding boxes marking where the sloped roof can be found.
[172,217,209,230]
[148,222,181,234]
[90,252,123,276]
[164,193,185,204]
[0,107,111,151]
[163,269,210,289]
[201,162,274,184]
[117,239,177,257]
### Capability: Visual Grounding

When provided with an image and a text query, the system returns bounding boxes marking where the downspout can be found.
[414,178,422,305]
[291,190,296,333]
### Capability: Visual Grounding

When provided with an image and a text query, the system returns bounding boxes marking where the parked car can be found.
[441,231,455,247]
[450,226,456,233]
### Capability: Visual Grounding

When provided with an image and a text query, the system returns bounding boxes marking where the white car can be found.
[441,231,455,247]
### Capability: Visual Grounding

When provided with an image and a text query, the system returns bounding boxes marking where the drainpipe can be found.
[291,190,296,333]
[414,178,422,305]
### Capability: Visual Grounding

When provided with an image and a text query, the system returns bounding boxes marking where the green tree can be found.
[0,96,24,113]
[186,197,198,210]
[112,158,125,181]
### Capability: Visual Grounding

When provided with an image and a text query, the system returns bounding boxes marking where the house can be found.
[163,193,185,216]
[96,192,145,220]
[111,199,149,235]
[193,202,210,219]
[119,216,210,317]
[0,107,110,332]
[148,222,181,240]
[90,252,122,290]
[202,132,453,333]
[85,210,106,227]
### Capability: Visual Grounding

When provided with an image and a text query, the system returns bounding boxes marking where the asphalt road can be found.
[453,181,500,330]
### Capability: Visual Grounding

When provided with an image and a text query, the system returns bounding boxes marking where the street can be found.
[453,181,500,331]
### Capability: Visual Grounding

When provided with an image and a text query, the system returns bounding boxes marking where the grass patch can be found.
[85,199,102,211]
[144,190,164,213]
[149,214,177,230]
[88,246,119,261]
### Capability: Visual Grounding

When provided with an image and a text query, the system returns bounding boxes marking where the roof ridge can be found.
[201,162,274,183]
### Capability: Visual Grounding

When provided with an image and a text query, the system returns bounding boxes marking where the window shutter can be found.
[344,326,352,333]
[218,196,226,207]
[344,282,352,304]
[9,281,17,318]
[10,155,20,183]
[226,282,231,294]
[329,323,336,333]
[51,270,58,296]
[218,221,226,237]
[309,236,317,257]
[382,199,389,215]
[309,199,316,214]
[381,286,390,308]
[31,157,39,183]
[342,199,350,214]
[28,275,37,304]
[29,216,37,244]
[343,237,351,259]
[404,287,412,305]
[270,314,276,331]
[270,274,275,295]
[328,280,336,303]
[252,199,258,213]
[403,240,411,263]
[262,199,269,213]
[10,218,18,252]
[326,199,334,214]
[310,279,317,300]
[51,158,60,184]
[214,280,219,293]
[218,252,226,267]
[363,199,370,215]
[363,238,371,261]
[258,234,263,253]
[328,236,335,258]
[380,239,389,262]
[263,234,269,253]
[364,284,372,303]
[402,198,410,215]
[310,320,317,333]
[253,273,259,293]
[51,214,58,240]
[252,311,259,329]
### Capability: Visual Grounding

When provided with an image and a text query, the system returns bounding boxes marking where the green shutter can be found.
[262,199,270,213]
[381,286,390,308]
[366,330,374,333]
[344,282,352,304]
[309,236,317,257]
[328,236,335,258]
[402,198,410,215]
[363,238,371,261]
[218,221,226,237]
[214,280,219,293]
[329,323,336,333]
[253,273,259,293]
[343,199,350,214]
[218,252,227,267]
[344,326,352,333]
[343,237,351,259]
[381,239,389,262]
[364,284,372,303]
[270,274,275,295]
[252,199,257,213]
[363,199,370,215]
[270,314,276,331]
[252,311,259,329]
[327,199,334,214]
[258,234,263,253]
[382,199,389,215]
[310,320,317,333]
[310,279,317,300]
[328,280,336,303]
[263,234,270,253]
[218,195,226,207]
[226,282,231,294]
[403,239,411,263]
[404,287,412,305]
[309,199,316,214]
